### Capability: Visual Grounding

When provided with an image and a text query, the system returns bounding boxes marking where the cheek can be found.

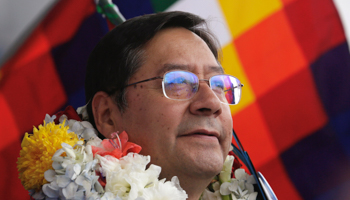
[151,106,183,134]
[222,107,233,148]
[128,90,178,127]
[222,107,233,127]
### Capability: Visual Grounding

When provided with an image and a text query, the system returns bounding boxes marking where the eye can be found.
[211,80,225,91]
[173,76,187,84]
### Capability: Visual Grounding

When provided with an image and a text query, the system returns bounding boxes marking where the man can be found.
[85,11,242,199]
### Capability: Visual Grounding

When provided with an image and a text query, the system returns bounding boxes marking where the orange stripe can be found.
[234,9,307,97]
[232,102,279,168]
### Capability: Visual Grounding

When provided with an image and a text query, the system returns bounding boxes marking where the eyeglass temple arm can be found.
[125,77,163,87]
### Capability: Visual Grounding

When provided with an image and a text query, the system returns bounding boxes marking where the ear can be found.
[92,91,122,138]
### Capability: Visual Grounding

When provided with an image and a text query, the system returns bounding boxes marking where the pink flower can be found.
[91,131,142,159]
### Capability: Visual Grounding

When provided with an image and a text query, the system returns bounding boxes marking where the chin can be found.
[188,151,225,178]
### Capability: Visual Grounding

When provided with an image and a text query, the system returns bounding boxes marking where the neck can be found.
[175,173,214,200]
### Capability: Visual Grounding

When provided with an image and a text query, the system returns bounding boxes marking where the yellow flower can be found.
[17,121,81,190]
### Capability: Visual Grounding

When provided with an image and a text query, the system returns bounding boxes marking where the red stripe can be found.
[0,0,96,133]
[257,67,328,152]
[0,140,28,199]
[0,2,97,199]
[42,0,96,46]
[1,50,67,133]
[258,157,303,200]
[0,93,20,148]
[284,0,346,62]
[0,94,27,199]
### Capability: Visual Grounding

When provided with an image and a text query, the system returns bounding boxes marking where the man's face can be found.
[116,27,233,180]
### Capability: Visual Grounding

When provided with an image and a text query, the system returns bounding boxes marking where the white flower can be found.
[77,103,89,121]
[201,181,222,200]
[98,153,156,200]
[29,189,45,199]
[100,192,123,200]
[97,153,187,200]
[86,136,103,149]
[140,177,188,200]
[44,114,56,123]
[219,169,257,200]
[58,114,98,141]
[219,155,234,183]
[42,143,101,199]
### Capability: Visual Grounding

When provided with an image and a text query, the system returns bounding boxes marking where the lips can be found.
[181,129,220,139]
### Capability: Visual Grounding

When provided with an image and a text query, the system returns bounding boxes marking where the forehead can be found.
[140,27,223,77]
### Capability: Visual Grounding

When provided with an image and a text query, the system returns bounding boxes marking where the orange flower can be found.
[91,131,141,159]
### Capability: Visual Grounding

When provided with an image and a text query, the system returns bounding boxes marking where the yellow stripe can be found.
[221,43,255,115]
[218,0,283,38]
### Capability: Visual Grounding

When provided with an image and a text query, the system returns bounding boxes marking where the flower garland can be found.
[17,106,259,200]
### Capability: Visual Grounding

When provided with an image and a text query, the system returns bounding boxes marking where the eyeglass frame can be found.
[124,70,244,105]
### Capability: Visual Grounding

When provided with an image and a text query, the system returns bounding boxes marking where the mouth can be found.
[181,129,220,139]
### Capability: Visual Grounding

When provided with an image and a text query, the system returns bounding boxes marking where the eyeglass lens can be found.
[163,71,199,100]
[163,71,242,105]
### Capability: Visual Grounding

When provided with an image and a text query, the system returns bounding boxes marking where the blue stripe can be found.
[331,109,350,158]
[310,42,350,117]
[112,0,155,19]
[281,123,350,199]
[314,179,350,200]
[51,12,109,108]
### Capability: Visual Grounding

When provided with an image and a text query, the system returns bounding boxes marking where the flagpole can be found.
[95,0,126,26]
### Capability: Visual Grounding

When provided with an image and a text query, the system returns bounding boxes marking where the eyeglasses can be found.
[125,70,243,105]
[231,129,278,200]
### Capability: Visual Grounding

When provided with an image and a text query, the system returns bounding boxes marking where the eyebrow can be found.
[158,63,224,75]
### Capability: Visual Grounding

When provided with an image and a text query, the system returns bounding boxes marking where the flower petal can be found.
[65,164,81,180]
[56,175,71,188]
[61,143,76,159]
[44,114,56,123]
[44,169,56,182]
[73,164,82,177]
[82,128,98,141]
[71,121,84,132]
[31,190,46,199]
[220,182,232,195]
[52,161,63,170]
[228,180,238,192]
[42,184,59,198]
[62,182,78,199]
[246,183,254,193]
[247,174,256,184]
[248,192,258,200]
[234,168,247,180]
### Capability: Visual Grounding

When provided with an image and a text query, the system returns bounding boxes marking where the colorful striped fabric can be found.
[1,0,349,199]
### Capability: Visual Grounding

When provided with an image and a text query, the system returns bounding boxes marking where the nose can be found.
[189,81,222,116]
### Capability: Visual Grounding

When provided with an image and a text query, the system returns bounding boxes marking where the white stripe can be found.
[166,0,232,47]
[334,0,350,51]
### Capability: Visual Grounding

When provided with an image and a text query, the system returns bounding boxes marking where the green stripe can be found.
[150,0,177,12]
